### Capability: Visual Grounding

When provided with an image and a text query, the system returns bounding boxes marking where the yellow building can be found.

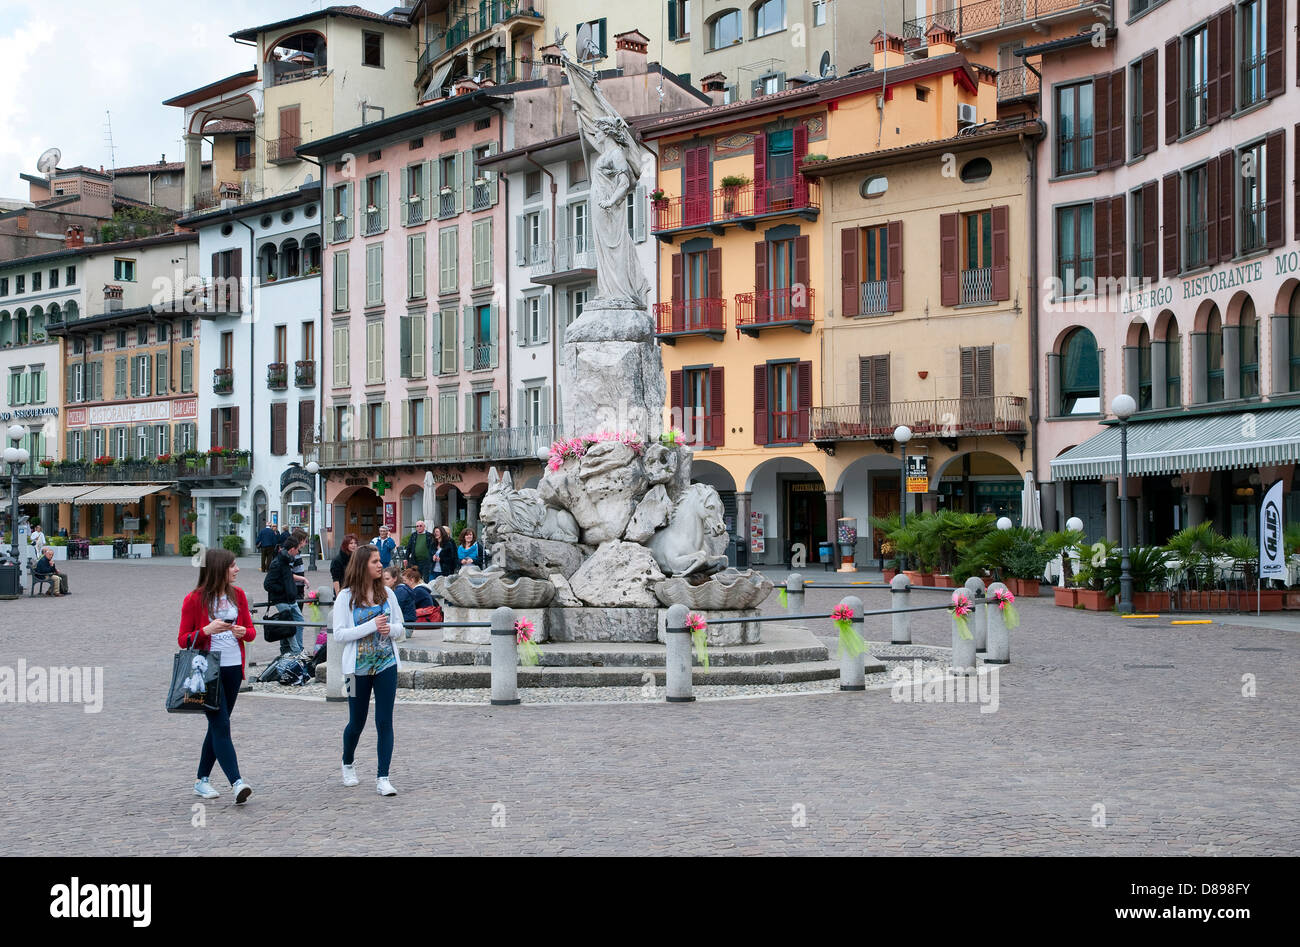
[639,36,999,567]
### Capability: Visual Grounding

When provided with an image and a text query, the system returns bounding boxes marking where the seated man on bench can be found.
[33,547,68,596]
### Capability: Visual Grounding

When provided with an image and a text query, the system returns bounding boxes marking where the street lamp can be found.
[306,460,321,572]
[6,424,31,559]
[894,425,912,530]
[996,516,1013,531]
[1111,393,1137,616]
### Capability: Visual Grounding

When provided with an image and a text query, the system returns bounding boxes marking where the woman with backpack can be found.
[177,547,256,804]
[437,526,459,577]
[334,544,405,796]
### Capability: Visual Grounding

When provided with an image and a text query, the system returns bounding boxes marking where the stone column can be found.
[1186,494,1206,528]
[467,495,480,533]
[1222,324,1241,401]
[1151,340,1169,410]
[183,133,203,212]
[1271,313,1291,395]
[1122,345,1139,402]
[1105,480,1119,541]
[1190,332,1208,404]
[1046,352,1061,418]
[734,491,751,567]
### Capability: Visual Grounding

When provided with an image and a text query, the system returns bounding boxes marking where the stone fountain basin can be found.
[653,570,774,610]
[431,569,556,609]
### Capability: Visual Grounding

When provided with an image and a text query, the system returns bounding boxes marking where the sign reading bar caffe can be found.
[66,398,198,428]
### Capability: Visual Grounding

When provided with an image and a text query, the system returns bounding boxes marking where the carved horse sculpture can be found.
[479,468,581,546]
[647,483,730,577]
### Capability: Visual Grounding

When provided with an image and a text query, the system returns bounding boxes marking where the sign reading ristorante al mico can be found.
[65,398,198,428]
[1121,250,1300,315]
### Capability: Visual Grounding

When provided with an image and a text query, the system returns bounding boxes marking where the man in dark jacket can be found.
[256,521,280,571]
[264,536,304,655]
[405,520,435,581]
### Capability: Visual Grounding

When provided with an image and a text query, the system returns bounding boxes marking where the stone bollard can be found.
[664,604,694,702]
[951,589,977,674]
[964,576,988,653]
[889,573,912,644]
[786,573,805,613]
[985,581,1011,665]
[320,585,346,702]
[839,595,866,691]
[489,606,520,706]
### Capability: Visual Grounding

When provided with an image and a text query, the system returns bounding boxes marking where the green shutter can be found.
[399,166,410,226]
[463,305,474,369]
[489,303,499,368]
[378,171,389,231]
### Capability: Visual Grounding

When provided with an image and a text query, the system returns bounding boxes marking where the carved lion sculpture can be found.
[647,483,730,577]
[480,468,580,545]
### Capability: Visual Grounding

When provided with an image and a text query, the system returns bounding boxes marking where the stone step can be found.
[391,659,863,688]
[397,641,830,668]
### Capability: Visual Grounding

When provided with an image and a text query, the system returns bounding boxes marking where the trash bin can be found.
[817,542,835,568]
[0,558,20,600]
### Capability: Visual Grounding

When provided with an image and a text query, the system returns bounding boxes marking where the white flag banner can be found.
[1259,480,1286,579]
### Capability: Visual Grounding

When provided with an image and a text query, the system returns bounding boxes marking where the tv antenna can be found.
[104,110,118,173]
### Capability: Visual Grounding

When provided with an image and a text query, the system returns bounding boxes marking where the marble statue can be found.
[647,483,730,577]
[479,468,579,544]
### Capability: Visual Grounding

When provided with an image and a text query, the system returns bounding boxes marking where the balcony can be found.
[267,135,302,165]
[470,180,492,211]
[405,196,426,226]
[811,396,1029,444]
[653,299,727,343]
[331,216,350,242]
[294,360,316,388]
[858,280,889,316]
[234,153,253,171]
[997,64,1040,103]
[305,424,559,470]
[438,189,456,219]
[529,236,596,284]
[652,177,821,240]
[192,183,250,212]
[734,288,815,337]
[363,208,383,236]
[960,267,992,305]
[419,3,544,78]
[903,0,1112,43]
[267,362,288,391]
[213,367,233,395]
[197,277,242,316]
[46,457,251,484]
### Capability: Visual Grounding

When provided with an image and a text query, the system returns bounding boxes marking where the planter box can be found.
[932,574,956,588]
[1132,591,1169,612]
[917,573,936,587]
[129,544,153,558]
[882,569,898,582]
[1237,590,1284,612]
[1076,589,1115,610]
[48,546,68,561]
[1007,577,1041,598]
[1284,591,1300,610]
[902,570,925,586]
[87,545,113,560]
[1176,590,1228,610]
[1053,587,1078,607]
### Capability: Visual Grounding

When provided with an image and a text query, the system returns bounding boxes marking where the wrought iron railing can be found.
[267,362,288,390]
[735,288,815,332]
[961,267,992,305]
[1240,201,1266,253]
[438,190,456,218]
[47,457,252,482]
[363,209,383,235]
[406,197,426,226]
[651,177,820,233]
[903,0,1109,40]
[997,64,1040,101]
[469,342,493,371]
[1184,221,1209,269]
[653,299,727,336]
[267,135,301,164]
[859,280,888,315]
[811,396,1029,441]
[306,424,559,469]
[294,360,316,388]
[213,367,233,395]
[529,236,596,277]
[1184,84,1209,133]
[1239,54,1266,107]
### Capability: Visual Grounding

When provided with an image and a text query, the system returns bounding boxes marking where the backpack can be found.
[415,605,442,624]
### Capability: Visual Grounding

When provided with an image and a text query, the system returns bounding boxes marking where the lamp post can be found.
[894,425,912,530]
[1111,394,1137,615]
[306,460,321,572]
[5,424,31,559]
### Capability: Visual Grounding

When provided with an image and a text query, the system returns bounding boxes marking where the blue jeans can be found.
[276,604,305,655]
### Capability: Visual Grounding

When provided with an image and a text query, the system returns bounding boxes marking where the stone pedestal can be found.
[545,606,658,642]
[560,311,664,439]
[655,608,762,645]
[442,606,548,644]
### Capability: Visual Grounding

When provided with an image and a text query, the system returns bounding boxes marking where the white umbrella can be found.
[422,471,435,528]
[1021,470,1042,531]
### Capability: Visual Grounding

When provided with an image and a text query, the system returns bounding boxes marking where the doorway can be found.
[344,487,380,541]
[782,478,827,566]
[870,474,900,557]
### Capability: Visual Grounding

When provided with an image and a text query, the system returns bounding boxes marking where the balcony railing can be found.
[1240,202,1266,253]
[859,280,889,315]
[903,0,1109,40]
[267,362,288,391]
[331,217,350,242]
[1240,54,1266,108]
[1184,84,1209,133]
[960,267,992,305]
[470,181,492,211]
[199,277,242,315]
[405,197,426,226]
[234,153,253,171]
[269,61,326,87]
[529,236,596,279]
[469,342,493,371]
[653,299,727,339]
[734,288,815,336]
[997,64,1041,102]
[438,190,456,219]
[652,177,820,234]
[295,360,316,388]
[306,424,559,469]
[192,185,250,211]
[1185,221,1209,269]
[363,208,383,235]
[46,457,252,483]
[267,135,302,164]
[213,367,233,395]
[811,396,1029,442]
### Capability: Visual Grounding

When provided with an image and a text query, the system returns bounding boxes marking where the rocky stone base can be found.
[440,606,548,644]
[655,609,762,646]
[545,607,658,642]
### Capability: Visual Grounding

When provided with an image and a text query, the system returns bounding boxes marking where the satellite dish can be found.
[37,148,61,174]
[576,22,593,59]
[819,52,833,78]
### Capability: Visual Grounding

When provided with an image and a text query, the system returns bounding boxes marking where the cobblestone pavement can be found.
[1,560,1297,856]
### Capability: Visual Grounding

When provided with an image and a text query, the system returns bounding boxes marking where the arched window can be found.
[1060,327,1100,415]
[1239,298,1259,398]
[1290,286,1300,392]
[64,300,79,322]
[753,0,785,37]
[1137,324,1152,410]
[15,308,28,344]
[0,311,11,346]
[30,305,44,337]
[709,9,743,50]
[47,303,61,326]
[258,243,278,281]
[1206,305,1224,402]
[1165,322,1182,407]
[303,233,322,273]
[280,238,300,279]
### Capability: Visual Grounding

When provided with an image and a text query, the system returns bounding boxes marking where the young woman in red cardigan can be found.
[178,547,257,804]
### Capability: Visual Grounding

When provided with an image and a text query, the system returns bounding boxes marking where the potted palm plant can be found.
[1164,523,1228,610]
[1226,535,1284,611]
[1004,535,1050,598]
[1043,528,1086,607]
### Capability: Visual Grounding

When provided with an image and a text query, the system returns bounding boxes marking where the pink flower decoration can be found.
[685,612,707,633]
[830,603,855,622]
[514,616,536,644]
[993,589,1016,609]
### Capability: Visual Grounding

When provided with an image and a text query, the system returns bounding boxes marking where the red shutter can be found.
[1109,68,1126,167]
[210,408,219,448]
[299,399,315,453]
[840,227,859,317]
[752,364,769,445]
[230,248,242,312]
[752,132,767,214]
[1162,171,1180,277]
[1164,39,1180,144]
[707,366,724,447]
[796,360,812,443]
[1110,194,1126,283]
[707,247,721,321]
[1265,129,1285,248]
[1205,154,1219,263]
[670,252,684,331]
[1142,180,1158,281]
[1206,13,1220,124]
[754,241,769,321]
[793,235,810,319]
[886,220,903,312]
[1093,74,1111,169]
[1141,51,1158,155]
[1216,8,1234,120]
[792,123,808,206]
[670,369,683,433]
[1265,0,1285,99]
[684,146,709,226]
[1219,148,1235,261]
[229,407,240,450]
[1093,198,1111,283]
[991,205,1010,301]
[271,402,287,456]
[939,212,959,306]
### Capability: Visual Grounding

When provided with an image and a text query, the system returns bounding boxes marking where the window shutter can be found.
[129,356,139,398]
[230,407,240,449]
[886,220,903,312]
[1141,51,1157,155]
[210,408,219,448]
[409,234,425,299]
[752,365,769,445]
[939,212,959,306]
[1162,172,1180,277]
[708,366,724,447]
[65,370,74,404]
[445,307,458,372]
[1265,0,1285,99]
[990,205,1010,301]
[431,309,442,372]
[874,355,890,406]
[515,299,526,346]
[1093,74,1111,170]
[752,132,767,214]
[230,248,242,312]
[366,244,383,306]
[271,402,287,455]
[379,171,389,231]
[299,399,315,453]
[516,215,527,265]
[1216,8,1234,120]
[1295,125,1300,241]
[181,348,193,392]
[976,346,994,398]
[1109,69,1126,167]
[671,253,685,331]
[538,294,550,343]
[1110,195,1126,282]
[1265,130,1285,248]
[668,0,678,40]
[400,166,410,226]
[143,355,152,396]
[840,228,859,317]
[1142,180,1159,281]
[464,392,473,433]
[1093,198,1111,283]
[463,305,474,369]
[156,352,168,394]
[489,304,500,368]
[1206,13,1221,123]
[334,251,349,310]
[796,361,811,442]
[1164,38,1180,143]
[400,315,411,377]
[486,142,500,207]
[960,347,975,399]
[670,369,683,429]
[115,356,126,398]
[1217,148,1234,261]
[1205,154,1220,263]
[794,235,811,318]
[412,310,425,377]
[754,241,769,320]
[91,362,101,401]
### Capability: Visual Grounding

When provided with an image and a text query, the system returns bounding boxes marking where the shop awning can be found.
[18,485,98,503]
[1050,407,1300,480]
[189,487,244,498]
[72,484,171,505]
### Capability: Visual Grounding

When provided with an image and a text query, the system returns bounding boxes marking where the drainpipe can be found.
[1023,127,1040,495]
[298,155,328,555]
[524,151,557,432]
[234,217,256,483]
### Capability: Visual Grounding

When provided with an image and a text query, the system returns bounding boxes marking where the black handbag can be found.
[261,607,298,642]
[166,640,222,713]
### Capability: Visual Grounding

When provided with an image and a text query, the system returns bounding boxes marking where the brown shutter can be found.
[959,347,975,399]
[939,212,959,306]
[229,406,239,450]
[752,364,768,444]
[990,205,1010,301]
[1142,180,1159,280]
[1141,50,1158,155]
[1094,198,1111,283]
[707,366,724,447]
[840,227,859,317]
[280,106,300,141]
[1219,148,1236,261]
[210,408,219,448]
[1093,73,1111,170]
[271,402,287,456]
[886,220,903,312]
[299,399,315,453]
[1265,129,1285,247]
[670,252,684,331]
[873,356,890,404]
[1110,194,1126,283]
[858,356,873,405]
[230,248,242,312]
[796,360,811,443]
[1109,68,1125,168]
[976,346,994,398]
[706,248,721,310]
[1205,154,1219,263]
[1162,171,1180,277]
[752,131,767,214]
[1265,0,1285,99]
[1206,13,1220,123]
[793,235,810,319]
[754,241,769,320]
[1216,7,1234,120]
[1164,38,1180,144]
[1295,125,1300,241]
[670,369,683,431]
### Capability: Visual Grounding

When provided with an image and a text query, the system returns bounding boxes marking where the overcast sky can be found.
[0,0,391,199]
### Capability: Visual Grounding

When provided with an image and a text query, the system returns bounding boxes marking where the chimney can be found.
[64,226,85,249]
[786,73,819,90]
[104,284,124,312]
[159,153,166,166]
[872,31,907,70]
[614,29,649,76]
[925,22,957,57]
[538,43,565,86]
[700,72,728,106]
[452,76,481,96]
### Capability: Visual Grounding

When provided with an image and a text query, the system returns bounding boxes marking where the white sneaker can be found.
[376,777,397,797]
[232,778,253,804]
[341,763,359,787]
[193,778,219,800]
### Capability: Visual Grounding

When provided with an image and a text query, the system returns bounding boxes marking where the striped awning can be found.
[19,485,98,503]
[72,484,171,505]
[1051,408,1300,480]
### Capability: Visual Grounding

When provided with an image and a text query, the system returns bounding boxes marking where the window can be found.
[1183,24,1210,133]
[471,218,492,288]
[8,370,24,406]
[569,287,588,329]
[961,209,994,304]
[569,159,588,187]
[30,366,45,404]
[274,325,287,365]
[1055,82,1094,174]
[1060,328,1101,414]
[471,390,494,432]
[709,9,743,50]
[114,259,136,281]
[137,326,149,345]
[522,295,545,344]
[439,307,458,374]
[1239,0,1265,109]
[813,1,827,27]
[400,311,425,379]
[1184,163,1210,269]
[677,366,723,446]
[523,211,543,264]
[522,385,545,428]
[960,158,992,183]
[1206,306,1225,402]
[406,162,426,225]
[1289,288,1300,391]
[362,30,383,68]
[438,154,458,218]
[1136,324,1153,410]
[470,303,493,370]
[0,278,7,296]
[438,226,458,294]
[363,174,386,235]
[182,319,193,340]
[766,129,794,186]
[1239,299,1259,398]
[365,244,383,307]
[755,73,783,96]
[66,266,76,286]
[1240,140,1266,252]
[157,322,168,343]
[753,0,785,38]
[366,321,384,384]
[14,275,23,294]
[331,183,352,242]
[116,329,127,348]
[220,331,233,372]
[408,233,426,300]
[31,272,40,292]
[1129,59,1144,158]
[134,355,150,396]
[525,171,541,200]
[570,202,589,253]
[49,269,57,289]
[136,426,149,460]
[92,333,104,353]
[769,362,801,442]
[669,0,691,39]
[1055,204,1095,298]
[439,391,457,435]
[576,18,607,61]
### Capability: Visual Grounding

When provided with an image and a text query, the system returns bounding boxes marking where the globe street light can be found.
[306,460,321,571]
[996,516,1013,531]
[894,425,913,530]
[1111,393,1137,615]
[5,425,31,560]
